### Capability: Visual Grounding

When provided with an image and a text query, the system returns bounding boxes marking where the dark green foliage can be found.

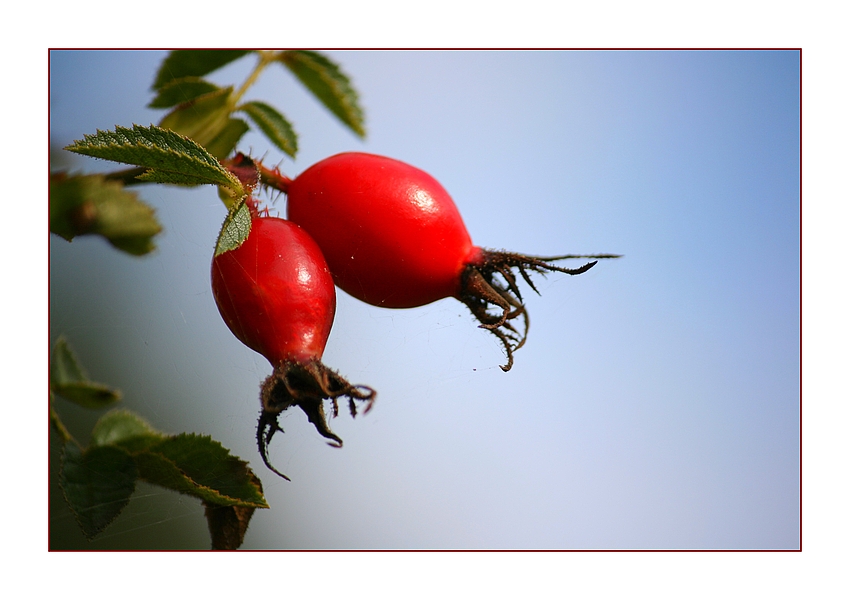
[152,50,252,91]
[148,77,221,109]
[279,50,366,137]
[60,443,138,539]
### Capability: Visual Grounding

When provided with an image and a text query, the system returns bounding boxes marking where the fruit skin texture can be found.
[287,152,477,308]
[212,215,335,365]
[286,152,612,371]
[211,211,374,480]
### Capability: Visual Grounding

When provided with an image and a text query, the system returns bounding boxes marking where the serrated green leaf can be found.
[158,86,233,151]
[50,173,162,256]
[149,77,221,109]
[215,199,252,255]
[239,101,298,157]
[134,169,227,186]
[279,50,365,137]
[50,336,121,408]
[91,409,165,453]
[136,434,268,508]
[203,118,250,160]
[60,443,137,539]
[65,124,242,198]
[153,50,252,91]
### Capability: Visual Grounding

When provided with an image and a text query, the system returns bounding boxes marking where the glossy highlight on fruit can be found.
[286,152,619,371]
[289,153,474,308]
[212,207,374,480]
[212,215,335,365]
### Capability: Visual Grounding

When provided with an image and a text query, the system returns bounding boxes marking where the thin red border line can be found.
[48,47,803,51]
[798,47,803,553]
[48,49,803,552]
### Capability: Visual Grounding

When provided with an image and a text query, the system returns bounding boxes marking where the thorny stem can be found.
[256,359,375,480]
[459,250,621,371]
[256,161,293,193]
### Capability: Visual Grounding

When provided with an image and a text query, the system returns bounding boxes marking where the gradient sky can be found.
[49,50,800,549]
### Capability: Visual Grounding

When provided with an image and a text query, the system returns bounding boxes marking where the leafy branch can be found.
[52,50,366,257]
[64,124,244,197]
[51,50,368,548]
[149,49,364,160]
[50,336,267,549]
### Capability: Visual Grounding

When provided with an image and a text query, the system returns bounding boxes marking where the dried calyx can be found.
[257,360,375,480]
[459,251,620,371]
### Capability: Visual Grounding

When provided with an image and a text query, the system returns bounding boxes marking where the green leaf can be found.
[136,434,268,508]
[215,198,252,256]
[157,86,234,152]
[51,335,88,385]
[50,336,121,408]
[64,124,243,199]
[50,172,162,256]
[60,443,137,539]
[279,50,365,137]
[152,50,252,91]
[91,409,165,453]
[203,118,250,160]
[52,382,123,409]
[239,101,298,157]
[148,76,221,109]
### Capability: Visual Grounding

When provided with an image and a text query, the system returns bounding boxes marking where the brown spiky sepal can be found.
[257,359,375,480]
[458,250,621,372]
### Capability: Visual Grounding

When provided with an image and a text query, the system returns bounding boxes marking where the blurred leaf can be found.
[50,172,162,256]
[60,443,137,539]
[203,118,250,160]
[51,335,89,385]
[279,50,365,137]
[215,198,252,255]
[149,76,221,108]
[153,50,252,91]
[135,434,268,508]
[204,470,264,550]
[65,124,243,198]
[157,86,233,151]
[91,409,165,453]
[239,101,298,157]
[52,382,124,409]
[50,336,121,408]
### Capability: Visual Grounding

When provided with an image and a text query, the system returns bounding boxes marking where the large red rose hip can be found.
[288,153,475,308]
[212,210,374,480]
[285,152,619,371]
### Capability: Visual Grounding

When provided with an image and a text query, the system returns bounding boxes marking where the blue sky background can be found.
[49,50,800,549]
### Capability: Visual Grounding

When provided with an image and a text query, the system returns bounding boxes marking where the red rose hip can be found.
[212,208,374,480]
[212,215,335,364]
[285,152,619,371]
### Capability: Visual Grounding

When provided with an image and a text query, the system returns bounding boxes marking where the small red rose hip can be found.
[285,152,619,371]
[212,208,374,480]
